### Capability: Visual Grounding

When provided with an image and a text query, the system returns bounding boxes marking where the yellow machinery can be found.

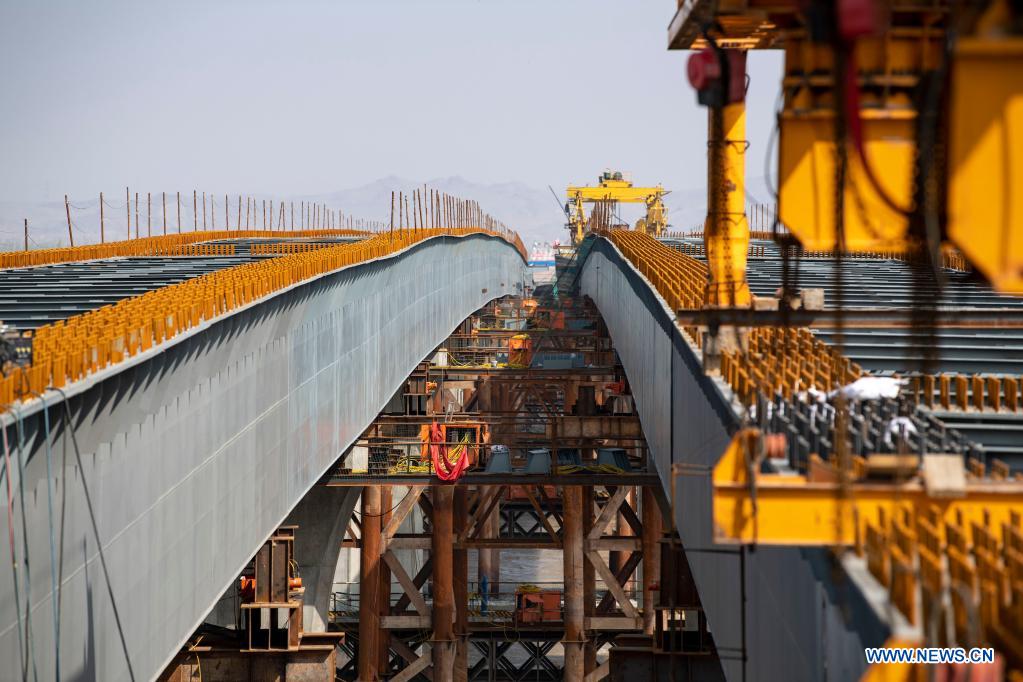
[565,171,667,245]
[669,0,1023,293]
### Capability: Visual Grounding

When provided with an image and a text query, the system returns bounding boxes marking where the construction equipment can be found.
[514,587,563,625]
[669,0,1023,293]
[565,171,668,244]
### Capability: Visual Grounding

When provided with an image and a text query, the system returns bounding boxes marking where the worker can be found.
[481,574,489,615]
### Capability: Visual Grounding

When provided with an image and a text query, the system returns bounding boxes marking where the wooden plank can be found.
[383,486,426,540]
[587,486,630,541]
[922,454,967,498]
[585,550,638,618]
[383,550,429,616]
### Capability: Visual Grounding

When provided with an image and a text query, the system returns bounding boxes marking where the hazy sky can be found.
[0,0,782,202]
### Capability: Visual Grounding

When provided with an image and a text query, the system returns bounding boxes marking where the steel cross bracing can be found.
[319,293,717,681]
[331,481,672,682]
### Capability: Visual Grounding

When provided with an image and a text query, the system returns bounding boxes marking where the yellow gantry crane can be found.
[565,171,668,245]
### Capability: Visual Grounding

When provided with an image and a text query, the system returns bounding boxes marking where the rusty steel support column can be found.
[478,489,502,596]
[378,487,392,674]
[489,496,501,595]
[582,487,597,673]
[358,486,382,681]
[432,485,456,682]
[477,485,493,594]
[453,487,469,682]
[642,486,663,636]
[562,486,586,681]
[623,487,637,592]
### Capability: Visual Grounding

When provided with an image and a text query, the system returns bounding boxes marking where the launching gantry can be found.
[565,171,668,245]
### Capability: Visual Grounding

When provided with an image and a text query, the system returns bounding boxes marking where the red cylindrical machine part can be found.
[687,48,720,92]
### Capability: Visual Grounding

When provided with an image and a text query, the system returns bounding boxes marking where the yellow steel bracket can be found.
[712,431,1023,547]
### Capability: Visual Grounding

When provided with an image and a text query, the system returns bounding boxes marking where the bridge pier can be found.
[285,485,361,632]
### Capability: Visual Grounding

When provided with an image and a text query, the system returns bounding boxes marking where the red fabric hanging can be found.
[429,421,469,481]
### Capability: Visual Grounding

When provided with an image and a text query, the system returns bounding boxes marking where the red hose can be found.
[429,421,469,482]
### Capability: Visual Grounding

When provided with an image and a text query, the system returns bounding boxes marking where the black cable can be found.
[349,486,414,519]
[0,410,29,681]
[50,387,136,682]
[10,399,38,682]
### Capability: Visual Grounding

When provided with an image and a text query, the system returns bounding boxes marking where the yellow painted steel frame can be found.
[566,179,667,243]
[778,109,915,252]
[705,101,751,307]
[948,38,1023,294]
[712,429,1023,547]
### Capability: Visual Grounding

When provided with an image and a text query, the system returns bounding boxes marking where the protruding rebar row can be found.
[1,226,524,408]
[863,505,1023,650]
[0,229,362,270]
[910,373,1023,413]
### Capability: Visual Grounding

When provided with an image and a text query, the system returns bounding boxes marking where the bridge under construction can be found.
[2,199,1022,681]
[3,0,1023,679]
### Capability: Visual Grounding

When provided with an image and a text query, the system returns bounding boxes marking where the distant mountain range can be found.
[0,175,776,252]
